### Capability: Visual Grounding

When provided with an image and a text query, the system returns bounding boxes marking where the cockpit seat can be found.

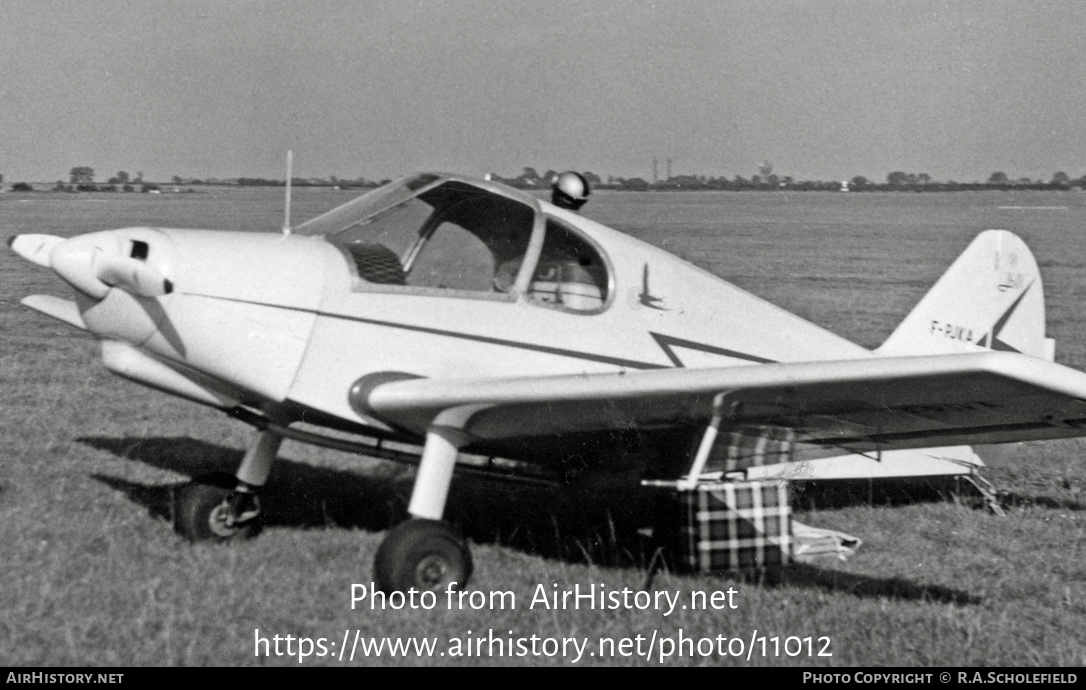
[349,243,407,285]
[527,261,605,310]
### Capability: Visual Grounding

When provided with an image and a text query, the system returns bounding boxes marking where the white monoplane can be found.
[10,172,1086,591]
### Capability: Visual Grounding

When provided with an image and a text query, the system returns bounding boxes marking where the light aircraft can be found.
[10,171,1086,593]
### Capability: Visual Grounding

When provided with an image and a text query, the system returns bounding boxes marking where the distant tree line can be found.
[225,176,387,189]
[4,165,1086,193]
[493,166,1086,193]
[0,167,389,193]
[851,170,1081,192]
[39,167,160,193]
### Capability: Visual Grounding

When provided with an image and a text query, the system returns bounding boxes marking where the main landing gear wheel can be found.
[374,519,473,593]
[174,472,263,542]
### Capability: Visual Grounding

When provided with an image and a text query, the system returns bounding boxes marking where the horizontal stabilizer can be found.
[739,446,982,481]
[20,295,87,330]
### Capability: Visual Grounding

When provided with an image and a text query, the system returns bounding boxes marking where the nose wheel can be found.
[174,472,263,542]
[374,519,472,593]
[173,427,280,542]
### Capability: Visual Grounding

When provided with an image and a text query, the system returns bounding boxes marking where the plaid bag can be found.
[672,480,792,573]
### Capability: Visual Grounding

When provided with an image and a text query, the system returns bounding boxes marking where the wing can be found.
[356,352,1086,452]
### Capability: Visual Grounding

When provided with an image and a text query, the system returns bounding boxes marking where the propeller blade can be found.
[96,255,173,297]
[47,234,173,299]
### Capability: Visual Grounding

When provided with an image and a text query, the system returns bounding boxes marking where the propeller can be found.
[9,233,173,299]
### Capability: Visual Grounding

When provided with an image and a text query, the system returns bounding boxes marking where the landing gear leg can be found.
[174,428,283,541]
[374,427,472,592]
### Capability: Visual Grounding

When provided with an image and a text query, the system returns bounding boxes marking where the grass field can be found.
[1,188,1083,666]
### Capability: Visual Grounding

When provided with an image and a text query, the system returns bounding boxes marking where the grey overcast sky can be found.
[2,0,1084,183]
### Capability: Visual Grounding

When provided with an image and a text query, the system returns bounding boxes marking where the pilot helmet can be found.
[551,171,590,210]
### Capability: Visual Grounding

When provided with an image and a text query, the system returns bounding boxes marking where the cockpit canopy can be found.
[296,173,611,312]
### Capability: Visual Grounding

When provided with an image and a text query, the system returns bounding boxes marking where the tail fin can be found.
[877,229,1054,360]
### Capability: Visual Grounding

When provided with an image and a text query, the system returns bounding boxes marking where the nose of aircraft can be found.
[10,231,173,299]
[12,226,341,404]
[8,233,63,267]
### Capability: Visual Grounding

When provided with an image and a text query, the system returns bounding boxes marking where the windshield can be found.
[294,173,440,238]
[318,176,539,294]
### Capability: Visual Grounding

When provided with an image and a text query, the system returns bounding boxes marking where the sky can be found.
[2,0,1085,184]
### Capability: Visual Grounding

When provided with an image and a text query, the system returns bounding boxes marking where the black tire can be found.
[174,472,262,542]
[373,519,473,593]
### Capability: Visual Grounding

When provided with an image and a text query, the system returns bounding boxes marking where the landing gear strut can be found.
[173,428,282,542]
[170,419,476,592]
[374,425,473,592]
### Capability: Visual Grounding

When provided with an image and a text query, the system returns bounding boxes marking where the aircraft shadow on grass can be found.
[791,478,1084,514]
[83,434,984,605]
[995,489,1085,512]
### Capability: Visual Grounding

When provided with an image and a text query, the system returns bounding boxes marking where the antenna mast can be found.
[282,150,293,235]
